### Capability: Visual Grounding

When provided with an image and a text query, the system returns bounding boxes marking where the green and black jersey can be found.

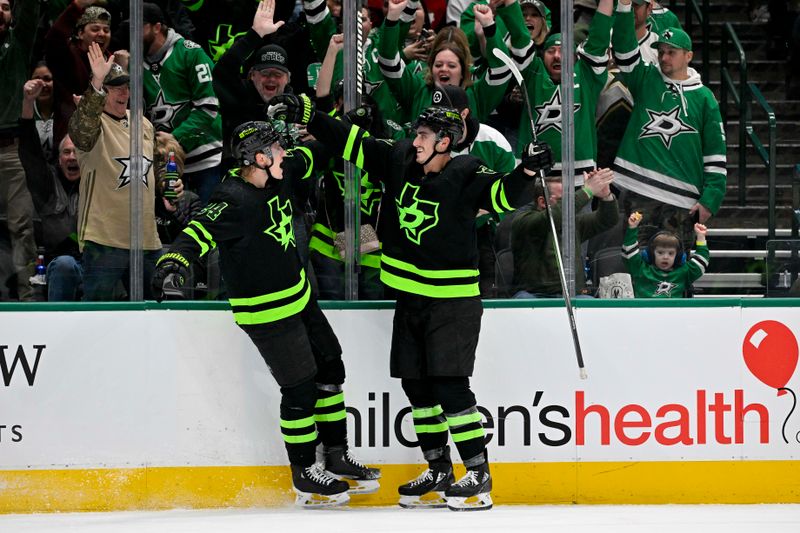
[307,112,534,299]
[159,143,324,325]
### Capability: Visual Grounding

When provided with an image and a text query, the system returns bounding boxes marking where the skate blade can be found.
[398,492,448,509]
[294,489,350,508]
[446,493,493,511]
[342,479,380,494]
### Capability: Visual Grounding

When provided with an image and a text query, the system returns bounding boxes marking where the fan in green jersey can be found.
[612,0,726,247]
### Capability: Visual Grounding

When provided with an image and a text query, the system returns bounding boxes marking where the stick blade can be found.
[492,48,524,85]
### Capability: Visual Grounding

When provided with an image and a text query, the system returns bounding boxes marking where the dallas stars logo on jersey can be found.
[264,196,295,250]
[535,87,582,136]
[149,90,189,130]
[114,156,153,189]
[395,183,439,245]
[639,105,697,149]
[653,280,678,297]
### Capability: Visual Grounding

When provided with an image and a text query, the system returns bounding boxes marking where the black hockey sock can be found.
[280,379,318,466]
[430,377,486,465]
[411,404,450,456]
[314,383,347,448]
[445,405,486,465]
[402,378,449,456]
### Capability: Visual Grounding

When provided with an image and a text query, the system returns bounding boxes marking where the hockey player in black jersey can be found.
[151,121,380,507]
[268,94,553,511]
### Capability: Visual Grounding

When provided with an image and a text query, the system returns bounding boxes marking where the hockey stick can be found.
[492,48,587,379]
[342,0,365,300]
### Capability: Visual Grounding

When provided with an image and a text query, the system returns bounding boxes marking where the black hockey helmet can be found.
[411,105,464,150]
[231,120,288,166]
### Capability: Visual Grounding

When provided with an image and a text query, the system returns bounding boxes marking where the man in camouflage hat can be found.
[75,4,112,51]
[68,43,163,301]
[45,0,113,149]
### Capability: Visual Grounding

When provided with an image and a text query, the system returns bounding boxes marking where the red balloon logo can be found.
[742,320,799,395]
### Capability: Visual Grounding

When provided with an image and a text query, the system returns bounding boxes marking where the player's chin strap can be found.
[254,149,278,180]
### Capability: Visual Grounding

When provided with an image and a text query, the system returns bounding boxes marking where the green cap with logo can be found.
[650,27,693,51]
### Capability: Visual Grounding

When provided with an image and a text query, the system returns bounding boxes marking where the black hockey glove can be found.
[266,94,316,125]
[522,142,553,176]
[342,104,375,131]
[151,254,190,302]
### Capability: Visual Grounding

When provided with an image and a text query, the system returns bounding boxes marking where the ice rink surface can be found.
[1,504,799,533]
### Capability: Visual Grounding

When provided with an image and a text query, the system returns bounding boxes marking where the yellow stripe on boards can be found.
[2,461,799,513]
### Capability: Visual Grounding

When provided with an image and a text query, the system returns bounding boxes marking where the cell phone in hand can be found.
[691,210,700,224]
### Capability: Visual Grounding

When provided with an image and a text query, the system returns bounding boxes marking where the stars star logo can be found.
[331,171,382,216]
[364,79,383,96]
[360,174,381,216]
[148,90,189,131]
[653,280,678,297]
[114,156,153,189]
[395,183,439,245]
[639,105,697,149]
[264,195,295,250]
[534,88,582,136]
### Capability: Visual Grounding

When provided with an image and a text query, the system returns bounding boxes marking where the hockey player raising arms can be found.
[267,93,553,511]
[152,121,380,507]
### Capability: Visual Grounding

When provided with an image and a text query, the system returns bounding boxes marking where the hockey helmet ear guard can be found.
[231,121,283,166]
[642,230,686,268]
[412,106,464,149]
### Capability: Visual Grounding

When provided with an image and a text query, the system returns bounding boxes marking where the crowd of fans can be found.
[2,0,794,302]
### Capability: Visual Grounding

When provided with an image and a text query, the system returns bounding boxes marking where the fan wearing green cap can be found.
[513,0,615,187]
[611,0,726,248]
